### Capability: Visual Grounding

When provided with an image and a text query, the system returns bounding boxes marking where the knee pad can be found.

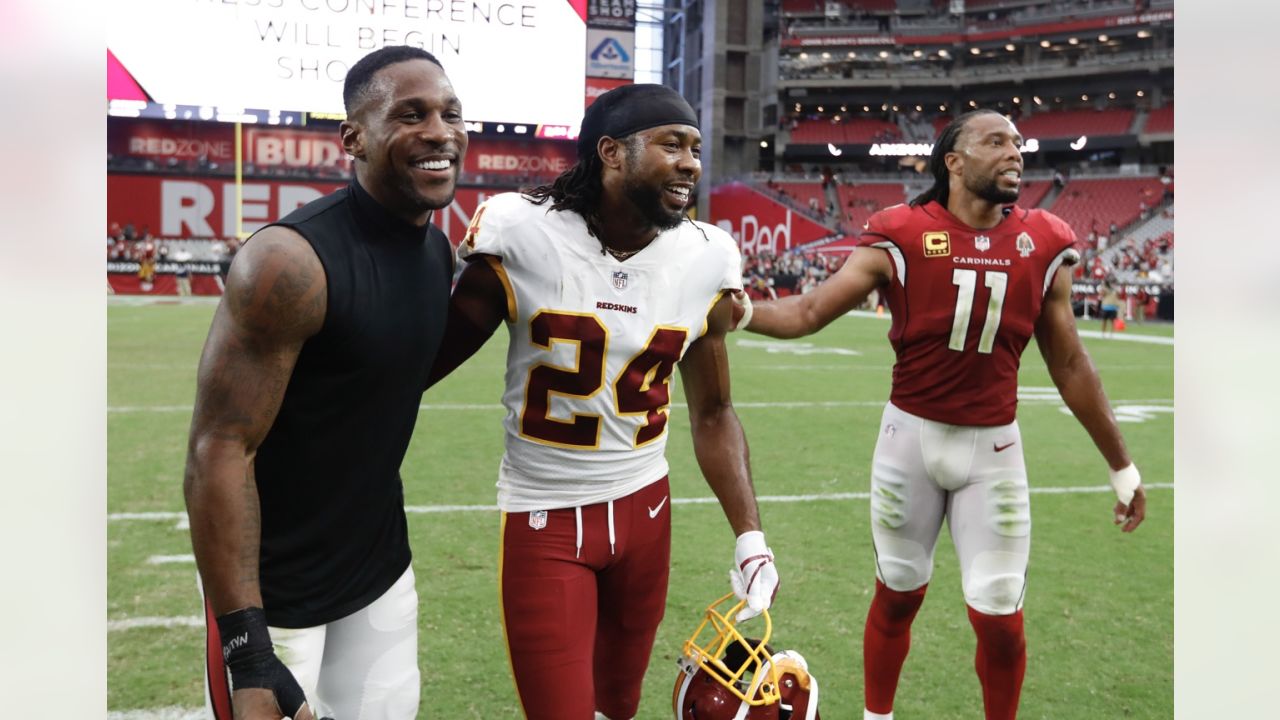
[873,535,933,592]
[963,551,1027,615]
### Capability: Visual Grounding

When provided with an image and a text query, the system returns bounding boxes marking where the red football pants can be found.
[499,477,672,720]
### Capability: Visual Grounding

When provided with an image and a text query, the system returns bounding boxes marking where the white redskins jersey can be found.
[458,192,743,512]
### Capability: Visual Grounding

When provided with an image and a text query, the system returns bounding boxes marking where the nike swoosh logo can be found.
[994,442,1017,452]
[648,496,668,519]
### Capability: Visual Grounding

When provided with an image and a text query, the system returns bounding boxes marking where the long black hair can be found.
[523,153,607,239]
[910,108,1003,207]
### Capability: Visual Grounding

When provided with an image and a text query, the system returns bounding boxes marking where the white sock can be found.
[594,714,633,720]
[865,711,893,720]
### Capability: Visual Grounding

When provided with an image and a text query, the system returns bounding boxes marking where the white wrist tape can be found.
[733,292,754,332]
[1108,463,1141,505]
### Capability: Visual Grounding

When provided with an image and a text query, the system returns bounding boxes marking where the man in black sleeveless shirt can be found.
[184,46,466,720]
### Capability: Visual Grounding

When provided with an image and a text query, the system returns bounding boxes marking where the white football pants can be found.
[868,402,1032,615]
[203,566,420,719]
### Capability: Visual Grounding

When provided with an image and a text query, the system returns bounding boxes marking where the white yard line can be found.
[110,483,1173,523]
[147,554,195,564]
[107,397,1173,413]
[107,616,203,631]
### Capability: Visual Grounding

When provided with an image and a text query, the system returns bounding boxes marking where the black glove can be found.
[217,607,310,718]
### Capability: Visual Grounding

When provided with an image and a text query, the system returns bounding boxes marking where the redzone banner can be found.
[466,138,575,177]
[110,119,572,176]
[709,183,837,255]
[108,174,498,245]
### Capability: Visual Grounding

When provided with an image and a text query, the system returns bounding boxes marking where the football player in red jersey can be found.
[734,109,1146,720]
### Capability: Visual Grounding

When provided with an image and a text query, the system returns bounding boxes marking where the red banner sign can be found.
[586,76,631,108]
[107,174,499,245]
[108,120,236,163]
[709,183,837,255]
[463,138,575,177]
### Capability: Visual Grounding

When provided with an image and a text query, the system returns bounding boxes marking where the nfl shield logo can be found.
[612,270,628,290]
[529,510,548,530]
[974,235,991,252]
[1016,232,1036,258]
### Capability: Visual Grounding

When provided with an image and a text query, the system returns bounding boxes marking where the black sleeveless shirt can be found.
[252,179,452,628]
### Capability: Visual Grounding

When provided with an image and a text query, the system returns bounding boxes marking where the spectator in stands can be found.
[174,251,193,297]
[1099,280,1121,336]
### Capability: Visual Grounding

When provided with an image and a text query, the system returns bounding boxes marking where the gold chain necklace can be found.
[604,245,643,261]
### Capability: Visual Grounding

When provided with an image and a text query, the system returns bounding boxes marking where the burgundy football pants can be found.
[499,477,672,720]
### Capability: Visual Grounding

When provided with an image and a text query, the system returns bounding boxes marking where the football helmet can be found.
[672,593,820,720]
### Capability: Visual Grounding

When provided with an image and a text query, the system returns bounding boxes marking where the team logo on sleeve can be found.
[612,270,629,289]
[923,231,950,257]
[462,203,488,249]
[974,235,991,252]
[1016,232,1036,257]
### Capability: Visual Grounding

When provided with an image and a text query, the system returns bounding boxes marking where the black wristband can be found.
[215,607,275,675]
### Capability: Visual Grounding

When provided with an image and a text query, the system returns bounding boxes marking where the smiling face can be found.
[618,124,702,231]
[950,112,1024,205]
[341,59,468,225]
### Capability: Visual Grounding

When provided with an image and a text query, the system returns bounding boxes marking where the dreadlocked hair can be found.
[910,108,1003,208]
[522,154,607,240]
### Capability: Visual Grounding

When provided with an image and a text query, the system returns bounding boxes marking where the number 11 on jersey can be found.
[949,269,1008,354]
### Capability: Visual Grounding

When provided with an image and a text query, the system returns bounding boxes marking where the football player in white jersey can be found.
[426,84,779,720]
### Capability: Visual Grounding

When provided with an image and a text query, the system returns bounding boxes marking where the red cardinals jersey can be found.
[857,201,1079,426]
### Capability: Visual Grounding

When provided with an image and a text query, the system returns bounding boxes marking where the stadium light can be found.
[1005,43,1016,51]
[970,47,981,55]
[1081,94,1089,101]
[817,106,824,113]
[1033,95,1043,104]
[968,100,977,108]
[892,105,899,112]
[939,104,947,111]
[799,52,808,60]
[878,50,889,58]
[840,105,848,112]
[915,104,923,111]
[863,105,870,112]
[1098,34,1109,42]
[760,140,769,148]
[1137,90,1146,97]
[938,49,950,58]
[913,49,923,58]
[1108,92,1117,100]
[1040,40,1051,48]
[1069,37,1079,45]
[847,51,856,58]
[1013,96,1021,104]
[1137,30,1152,38]
[881,103,889,111]
[821,52,831,59]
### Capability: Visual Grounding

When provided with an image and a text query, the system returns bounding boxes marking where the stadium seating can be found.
[780,0,823,13]
[789,117,903,145]
[1144,104,1174,134]
[1017,179,1053,210]
[1123,206,1175,246]
[1014,108,1135,139]
[789,118,847,145]
[774,182,829,216]
[1048,176,1167,238]
[837,183,908,232]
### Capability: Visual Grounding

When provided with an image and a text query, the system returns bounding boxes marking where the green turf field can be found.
[107,299,1172,719]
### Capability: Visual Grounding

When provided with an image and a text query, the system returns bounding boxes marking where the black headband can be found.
[577,83,699,160]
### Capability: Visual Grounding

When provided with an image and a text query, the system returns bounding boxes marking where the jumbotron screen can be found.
[107,0,587,127]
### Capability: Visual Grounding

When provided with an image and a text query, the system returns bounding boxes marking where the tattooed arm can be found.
[183,226,326,617]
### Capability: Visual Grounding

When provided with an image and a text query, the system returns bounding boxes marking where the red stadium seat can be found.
[1014,109,1135,139]
[1048,177,1167,239]
[837,183,907,233]
[1144,105,1174,134]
